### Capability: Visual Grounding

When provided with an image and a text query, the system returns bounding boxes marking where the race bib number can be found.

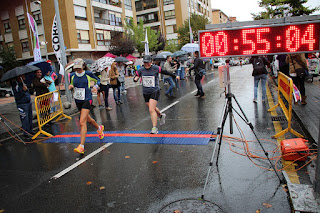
[142,76,155,87]
[74,87,85,100]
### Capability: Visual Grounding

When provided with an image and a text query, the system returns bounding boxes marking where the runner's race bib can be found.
[74,87,85,100]
[142,76,155,87]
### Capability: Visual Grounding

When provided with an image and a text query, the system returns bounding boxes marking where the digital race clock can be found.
[199,22,320,58]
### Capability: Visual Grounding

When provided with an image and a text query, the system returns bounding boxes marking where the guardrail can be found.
[32,90,71,139]
[268,72,304,138]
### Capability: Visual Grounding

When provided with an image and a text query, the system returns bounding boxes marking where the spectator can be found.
[117,62,126,93]
[11,75,33,140]
[286,53,308,105]
[32,70,49,96]
[110,62,122,105]
[100,66,112,110]
[250,55,269,103]
[276,54,289,76]
[44,70,56,92]
[189,51,205,97]
[163,56,179,98]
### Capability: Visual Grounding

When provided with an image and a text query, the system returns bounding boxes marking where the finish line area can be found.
[45,131,216,145]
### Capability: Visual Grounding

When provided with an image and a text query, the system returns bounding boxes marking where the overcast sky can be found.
[211,0,320,22]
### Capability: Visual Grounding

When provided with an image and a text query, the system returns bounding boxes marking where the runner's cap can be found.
[74,58,84,69]
[143,55,152,63]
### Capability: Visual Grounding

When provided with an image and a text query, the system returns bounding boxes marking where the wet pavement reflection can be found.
[0,65,292,212]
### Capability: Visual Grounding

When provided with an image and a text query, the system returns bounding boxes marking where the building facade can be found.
[0,0,211,65]
[0,0,135,65]
[211,9,228,24]
[135,0,212,42]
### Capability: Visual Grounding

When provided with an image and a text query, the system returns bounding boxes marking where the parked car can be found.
[0,86,13,97]
[213,60,226,68]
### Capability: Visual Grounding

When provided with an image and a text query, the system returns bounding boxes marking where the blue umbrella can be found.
[27,61,52,77]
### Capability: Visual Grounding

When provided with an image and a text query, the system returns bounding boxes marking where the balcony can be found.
[95,17,123,27]
[92,0,122,8]
[95,18,110,25]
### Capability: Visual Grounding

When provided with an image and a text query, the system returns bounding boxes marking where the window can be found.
[124,0,132,10]
[33,11,42,25]
[109,12,122,26]
[17,15,26,30]
[164,10,175,20]
[3,20,11,33]
[96,30,111,46]
[135,0,157,11]
[74,5,87,20]
[77,30,90,44]
[21,40,29,52]
[93,0,107,3]
[163,0,174,5]
[166,25,174,34]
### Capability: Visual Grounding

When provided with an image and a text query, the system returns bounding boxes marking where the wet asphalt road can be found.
[0,65,291,212]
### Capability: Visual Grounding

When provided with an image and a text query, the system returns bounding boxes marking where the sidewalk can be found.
[269,74,320,212]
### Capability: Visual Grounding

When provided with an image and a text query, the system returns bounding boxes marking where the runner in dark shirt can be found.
[134,55,176,134]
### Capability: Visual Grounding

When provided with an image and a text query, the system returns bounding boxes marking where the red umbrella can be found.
[103,53,117,58]
[126,54,136,61]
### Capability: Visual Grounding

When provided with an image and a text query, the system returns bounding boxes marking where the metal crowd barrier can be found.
[32,90,71,139]
[268,72,304,138]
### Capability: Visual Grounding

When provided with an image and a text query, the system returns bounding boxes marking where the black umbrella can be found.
[153,54,167,61]
[0,65,3,69]
[83,58,94,65]
[178,56,188,62]
[0,65,39,82]
[114,57,129,63]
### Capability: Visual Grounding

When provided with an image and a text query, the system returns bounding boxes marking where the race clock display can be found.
[199,22,320,58]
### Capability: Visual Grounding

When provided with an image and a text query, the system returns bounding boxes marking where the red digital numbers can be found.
[199,22,320,58]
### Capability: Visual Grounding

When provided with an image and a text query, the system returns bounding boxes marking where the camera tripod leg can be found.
[0,116,26,145]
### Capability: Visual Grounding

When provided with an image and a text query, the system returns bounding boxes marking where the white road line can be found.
[51,100,180,180]
[51,143,113,180]
[160,101,179,113]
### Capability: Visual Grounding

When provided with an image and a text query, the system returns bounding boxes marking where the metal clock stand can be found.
[201,65,282,200]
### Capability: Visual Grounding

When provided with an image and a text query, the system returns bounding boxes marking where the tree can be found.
[252,0,319,20]
[125,18,163,56]
[0,46,21,72]
[164,40,179,52]
[177,13,210,48]
[109,31,135,56]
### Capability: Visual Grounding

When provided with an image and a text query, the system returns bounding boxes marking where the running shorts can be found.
[76,100,92,111]
[143,90,160,102]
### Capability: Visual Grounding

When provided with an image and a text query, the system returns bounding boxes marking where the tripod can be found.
[201,65,282,199]
[0,115,26,145]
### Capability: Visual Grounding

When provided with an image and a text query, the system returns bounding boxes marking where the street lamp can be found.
[34,1,49,61]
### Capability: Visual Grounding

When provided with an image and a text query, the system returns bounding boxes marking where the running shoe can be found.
[106,106,112,110]
[99,105,105,109]
[150,127,158,134]
[74,145,84,154]
[160,113,166,126]
[97,125,104,139]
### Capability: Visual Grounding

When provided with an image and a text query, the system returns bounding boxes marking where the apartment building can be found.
[211,9,228,24]
[0,0,135,64]
[135,0,212,42]
[0,0,211,65]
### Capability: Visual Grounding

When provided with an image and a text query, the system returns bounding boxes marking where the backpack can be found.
[253,57,266,75]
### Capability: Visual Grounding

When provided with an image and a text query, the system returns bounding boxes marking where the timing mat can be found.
[44,131,215,145]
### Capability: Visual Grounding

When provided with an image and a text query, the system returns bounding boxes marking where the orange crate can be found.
[281,138,310,161]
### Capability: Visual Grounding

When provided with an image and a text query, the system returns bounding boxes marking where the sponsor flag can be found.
[52,15,64,76]
[189,22,194,43]
[27,13,41,61]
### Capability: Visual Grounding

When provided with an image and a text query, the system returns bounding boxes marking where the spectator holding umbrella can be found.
[11,74,33,140]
